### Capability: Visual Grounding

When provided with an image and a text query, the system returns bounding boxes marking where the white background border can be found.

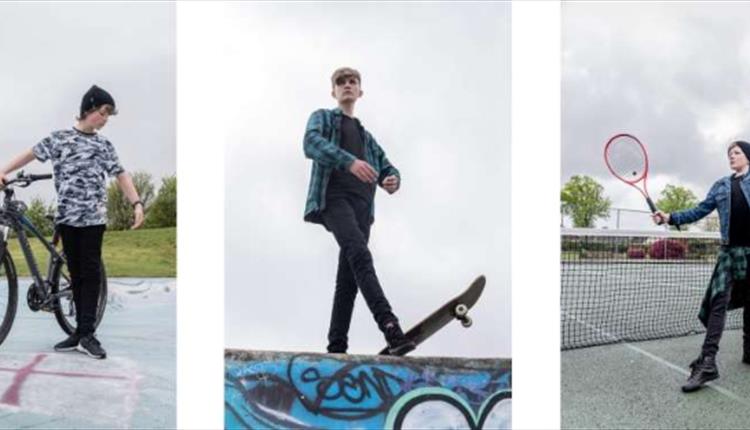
[512,2,561,429]
[177,3,225,428]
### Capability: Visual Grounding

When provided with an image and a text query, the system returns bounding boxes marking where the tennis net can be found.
[561,228,743,350]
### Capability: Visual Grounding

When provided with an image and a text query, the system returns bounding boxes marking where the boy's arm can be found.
[668,184,718,226]
[0,149,37,184]
[116,172,144,229]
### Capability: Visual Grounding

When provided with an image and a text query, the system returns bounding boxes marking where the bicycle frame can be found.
[0,188,66,300]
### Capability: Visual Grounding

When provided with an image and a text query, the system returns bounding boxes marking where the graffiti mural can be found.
[225,350,511,429]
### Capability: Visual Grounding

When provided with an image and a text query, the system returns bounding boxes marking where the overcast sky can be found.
[563,2,750,230]
[224,2,511,358]
[0,2,175,204]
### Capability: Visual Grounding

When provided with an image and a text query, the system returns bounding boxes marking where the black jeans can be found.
[321,194,396,351]
[58,224,105,336]
[701,280,750,357]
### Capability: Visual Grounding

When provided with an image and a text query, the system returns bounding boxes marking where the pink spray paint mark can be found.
[0,353,130,407]
[1,354,47,406]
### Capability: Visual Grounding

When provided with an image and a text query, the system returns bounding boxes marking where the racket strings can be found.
[606,136,648,182]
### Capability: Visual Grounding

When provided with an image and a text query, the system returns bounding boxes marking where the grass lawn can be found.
[5,227,175,278]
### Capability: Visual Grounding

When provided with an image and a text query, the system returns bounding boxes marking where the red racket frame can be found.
[604,133,666,224]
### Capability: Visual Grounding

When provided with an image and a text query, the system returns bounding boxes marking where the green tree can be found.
[656,184,698,231]
[561,175,611,228]
[145,175,176,228]
[655,184,697,213]
[25,196,55,237]
[107,171,155,230]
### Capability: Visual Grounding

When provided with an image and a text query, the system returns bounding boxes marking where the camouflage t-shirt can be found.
[32,128,125,227]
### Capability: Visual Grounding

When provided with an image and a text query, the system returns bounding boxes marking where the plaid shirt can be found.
[303,107,399,225]
[699,246,750,326]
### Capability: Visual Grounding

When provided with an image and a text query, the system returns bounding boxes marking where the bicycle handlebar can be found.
[1,172,53,189]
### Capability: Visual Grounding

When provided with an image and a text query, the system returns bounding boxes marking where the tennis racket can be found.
[604,133,675,228]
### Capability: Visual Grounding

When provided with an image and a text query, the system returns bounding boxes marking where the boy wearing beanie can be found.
[0,85,143,359]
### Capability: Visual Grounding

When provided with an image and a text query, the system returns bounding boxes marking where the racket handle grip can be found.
[646,197,657,213]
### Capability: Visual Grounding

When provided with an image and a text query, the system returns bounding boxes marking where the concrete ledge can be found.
[225,349,512,429]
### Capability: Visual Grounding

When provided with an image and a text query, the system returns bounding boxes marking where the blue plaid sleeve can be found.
[371,134,399,185]
[669,181,719,226]
[303,109,355,170]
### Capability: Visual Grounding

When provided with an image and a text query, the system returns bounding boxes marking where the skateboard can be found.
[379,275,486,356]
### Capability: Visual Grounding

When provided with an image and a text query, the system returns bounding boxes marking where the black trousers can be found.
[701,280,750,357]
[58,224,105,336]
[321,194,396,351]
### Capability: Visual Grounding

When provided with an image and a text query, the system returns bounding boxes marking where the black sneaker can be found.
[384,322,416,356]
[327,341,348,354]
[54,334,80,352]
[682,355,719,393]
[77,334,106,359]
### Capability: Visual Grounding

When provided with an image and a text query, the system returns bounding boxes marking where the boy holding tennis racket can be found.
[653,141,750,392]
[0,85,144,359]
[303,67,415,355]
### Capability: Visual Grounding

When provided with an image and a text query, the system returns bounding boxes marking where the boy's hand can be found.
[652,211,670,225]
[131,204,145,229]
[382,175,400,194]
[349,159,378,183]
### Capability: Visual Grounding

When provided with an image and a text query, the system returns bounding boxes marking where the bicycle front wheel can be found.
[50,258,108,335]
[0,251,19,345]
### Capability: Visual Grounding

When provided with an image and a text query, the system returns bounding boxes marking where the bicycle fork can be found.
[0,225,8,261]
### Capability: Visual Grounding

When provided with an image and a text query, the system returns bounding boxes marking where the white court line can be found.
[563,311,750,406]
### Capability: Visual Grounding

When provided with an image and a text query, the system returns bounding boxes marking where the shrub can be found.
[649,238,687,260]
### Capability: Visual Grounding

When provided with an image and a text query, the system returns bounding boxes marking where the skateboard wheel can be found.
[455,303,468,317]
[461,316,473,328]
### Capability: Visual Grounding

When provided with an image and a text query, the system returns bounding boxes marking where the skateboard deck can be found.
[379,275,486,356]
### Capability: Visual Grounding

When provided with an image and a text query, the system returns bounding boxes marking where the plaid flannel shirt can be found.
[303,108,399,225]
[698,246,750,326]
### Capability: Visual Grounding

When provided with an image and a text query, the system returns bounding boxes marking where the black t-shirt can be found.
[729,175,750,246]
[327,115,376,202]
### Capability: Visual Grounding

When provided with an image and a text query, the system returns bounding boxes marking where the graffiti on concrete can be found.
[225,352,511,429]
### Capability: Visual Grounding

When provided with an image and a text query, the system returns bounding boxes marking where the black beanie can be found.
[729,140,750,162]
[80,85,116,117]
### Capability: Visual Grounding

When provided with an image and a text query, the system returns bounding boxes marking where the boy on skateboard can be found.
[0,85,144,359]
[303,67,415,355]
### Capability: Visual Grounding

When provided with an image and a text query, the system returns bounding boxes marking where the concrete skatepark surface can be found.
[225,350,512,429]
[0,278,175,429]
[562,330,750,429]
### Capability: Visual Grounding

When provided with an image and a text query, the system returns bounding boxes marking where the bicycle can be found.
[0,171,107,345]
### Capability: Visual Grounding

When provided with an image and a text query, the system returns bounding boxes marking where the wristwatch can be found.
[132,200,143,209]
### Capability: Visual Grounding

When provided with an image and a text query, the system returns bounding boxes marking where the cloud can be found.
[563,2,750,216]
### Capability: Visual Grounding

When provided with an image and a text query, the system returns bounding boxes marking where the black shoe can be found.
[54,334,81,352]
[743,351,750,365]
[77,334,106,359]
[384,322,416,356]
[327,343,348,354]
[682,355,719,393]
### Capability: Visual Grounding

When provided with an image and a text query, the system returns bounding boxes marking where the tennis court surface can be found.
[0,278,175,429]
[562,229,750,428]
